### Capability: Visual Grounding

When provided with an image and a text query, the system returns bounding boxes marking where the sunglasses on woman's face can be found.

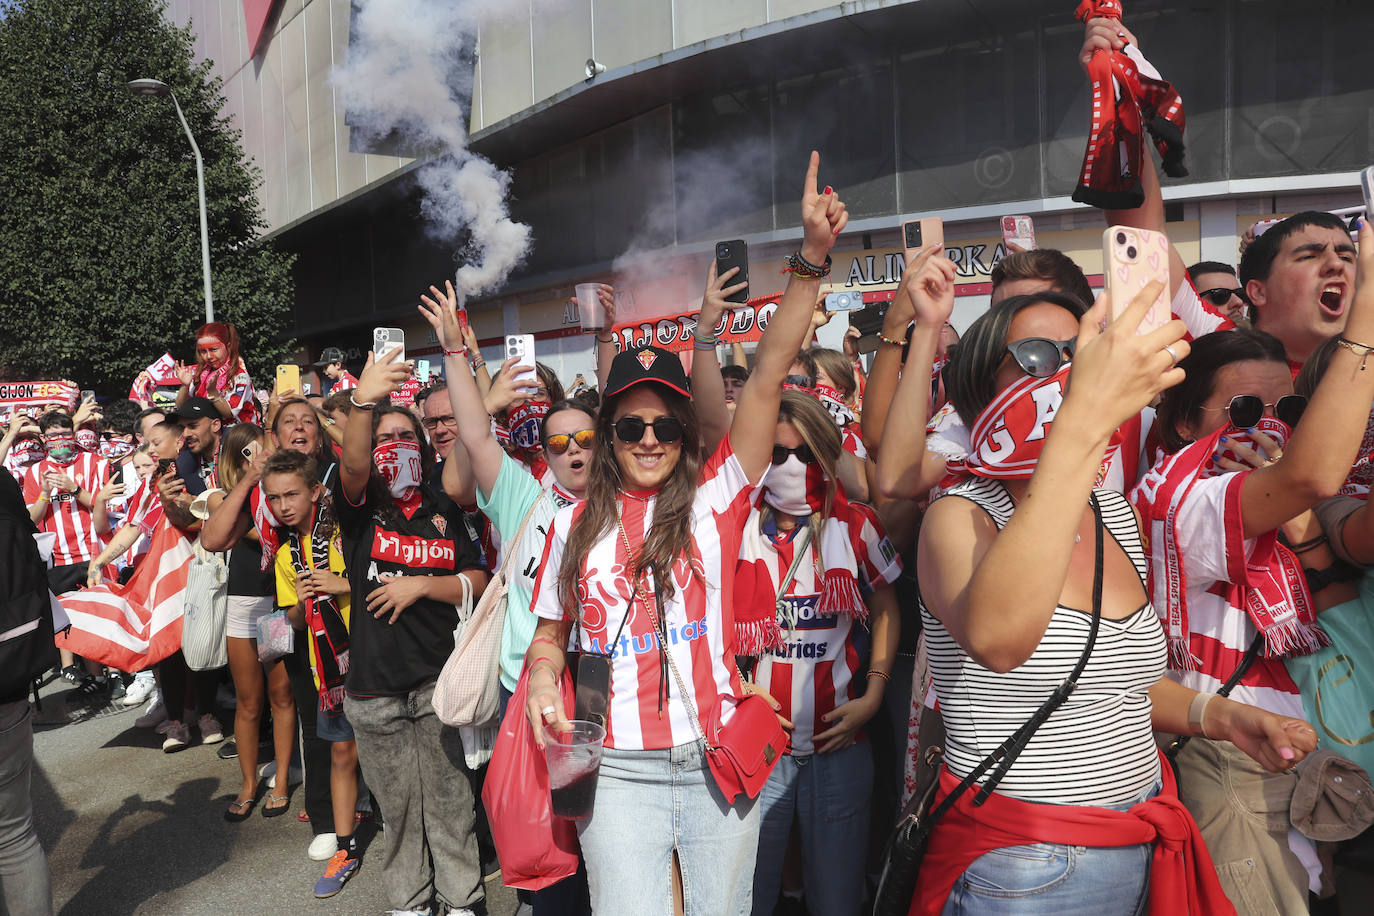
[1202,394,1307,430]
[1005,337,1077,378]
[771,443,816,465]
[1197,287,1248,308]
[613,415,684,444]
[543,428,596,454]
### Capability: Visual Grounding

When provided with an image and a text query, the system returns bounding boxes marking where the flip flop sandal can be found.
[224,797,256,823]
[297,810,311,823]
[262,793,290,818]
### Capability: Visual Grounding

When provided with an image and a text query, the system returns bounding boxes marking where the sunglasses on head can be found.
[1203,394,1307,430]
[613,415,684,444]
[1005,337,1077,378]
[543,428,596,454]
[1197,287,1249,308]
[771,443,816,465]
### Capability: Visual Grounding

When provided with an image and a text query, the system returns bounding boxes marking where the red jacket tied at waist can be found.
[908,751,1234,916]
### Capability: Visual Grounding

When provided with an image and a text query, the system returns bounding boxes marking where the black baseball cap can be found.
[603,346,691,400]
[313,347,346,367]
[175,397,218,421]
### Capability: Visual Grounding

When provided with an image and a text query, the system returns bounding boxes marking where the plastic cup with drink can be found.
[575,283,606,334]
[543,719,606,819]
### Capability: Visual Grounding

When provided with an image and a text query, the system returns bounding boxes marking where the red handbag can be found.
[481,664,580,890]
[702,690,788,803]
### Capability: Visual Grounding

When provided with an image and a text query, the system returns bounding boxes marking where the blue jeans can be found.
[577,742,760,915]
[939,783,1159,916]
[752,742,873,916]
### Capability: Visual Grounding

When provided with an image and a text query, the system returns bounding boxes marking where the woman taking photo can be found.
[523,153,847,915]
[1135,219,1374,911]
[882,249,1316,915]
[336,363,490,916]
[737,391,901,916]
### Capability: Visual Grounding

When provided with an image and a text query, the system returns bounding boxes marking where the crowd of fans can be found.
[4,9,1374,916]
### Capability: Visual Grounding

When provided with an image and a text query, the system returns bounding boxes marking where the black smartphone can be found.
[156,457,174,477]
[574,653,611,729]
[714,239,750,304]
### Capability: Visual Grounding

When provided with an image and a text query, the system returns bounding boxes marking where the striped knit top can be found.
[920,478,1165,806]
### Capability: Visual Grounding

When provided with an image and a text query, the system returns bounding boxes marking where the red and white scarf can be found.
[1340,405,1374,498]
[1129,417,1326,670]
[251,485,282,572]
[1072,1,1187,210]
[733,460,866,655]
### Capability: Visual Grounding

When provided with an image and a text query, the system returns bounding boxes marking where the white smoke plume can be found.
[331,0,531,298]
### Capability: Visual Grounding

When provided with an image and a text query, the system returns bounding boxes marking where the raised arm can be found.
[340,349,411,504]
[732,151,848,482]
[859,281,916,454]
[875,246,956,500]
[692,263,746,457]
[420,280,509,501]
[591,285,618,392]
[920,282,1186,672]
[1235,220,1374,538]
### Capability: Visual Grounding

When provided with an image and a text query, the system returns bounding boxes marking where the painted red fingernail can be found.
[823,186,833,195]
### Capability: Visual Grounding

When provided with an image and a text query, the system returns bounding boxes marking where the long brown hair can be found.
[761,392,843,566]
[216,423,264,491]
[557,384,702,612]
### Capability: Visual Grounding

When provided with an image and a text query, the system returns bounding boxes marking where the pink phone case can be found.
[1103,226,1172,335]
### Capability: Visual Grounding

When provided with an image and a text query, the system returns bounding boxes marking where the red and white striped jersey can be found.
[330,370,359,393]
[744,503,901,754]
[23,454,109,568]
[1137,468,1304,719]
[119,475,165,567]
[531,437,759,751]
[841,425,868,460]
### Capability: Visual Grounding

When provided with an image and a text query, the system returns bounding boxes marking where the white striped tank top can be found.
[920,478,1165,806]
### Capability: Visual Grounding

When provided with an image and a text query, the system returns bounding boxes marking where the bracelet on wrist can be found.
[1336,335,1374,371]
[879,333,906,347]
[782,251,832,280]
[349,394,378,410]
[470,358,486,371]
[1288,534,1328,555]
[595,334,615,344]
[443,346,468,359]
[1188,691,1217,740]
[866,670,891,684]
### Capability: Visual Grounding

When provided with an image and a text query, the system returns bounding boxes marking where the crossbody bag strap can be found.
[925,493,1107,825]
[501,498,543,581]
[776,525,814,597]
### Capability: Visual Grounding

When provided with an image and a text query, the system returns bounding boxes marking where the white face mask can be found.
[373,440,422,499]
[762,454,822,517]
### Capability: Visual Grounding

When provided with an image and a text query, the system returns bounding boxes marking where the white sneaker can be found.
[135,694,167,728]
[307,832,338,861]
[197,714,224,744]
[259,760,303,788]
[122,673,155,707]
[161,720,190,752]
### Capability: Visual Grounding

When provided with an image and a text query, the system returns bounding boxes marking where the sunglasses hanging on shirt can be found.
[1005,336,1077,379]
[613,415,684,444]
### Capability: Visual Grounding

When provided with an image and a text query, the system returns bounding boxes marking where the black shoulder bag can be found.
[872,494,1106,916]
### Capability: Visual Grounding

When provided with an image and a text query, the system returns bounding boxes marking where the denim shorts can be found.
[576,741,760,915]
[316,703,354,742]
[939,782,1160,916]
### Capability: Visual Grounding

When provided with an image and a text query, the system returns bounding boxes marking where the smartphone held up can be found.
[714,240,750,304]
[1103,225,1172,335]
[902,218,944,266]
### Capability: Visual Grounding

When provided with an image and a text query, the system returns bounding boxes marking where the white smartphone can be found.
[505,334,537,385]
[374,327,405,364]
[1001,215,1036,251]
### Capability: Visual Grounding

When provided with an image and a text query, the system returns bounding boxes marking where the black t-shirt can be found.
[334,480,483,697]
[175,446,215,496]
[227,539,274,597]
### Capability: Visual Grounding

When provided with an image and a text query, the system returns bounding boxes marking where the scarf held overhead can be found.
[1072,0,1187,210]
[1130,417,1326,671]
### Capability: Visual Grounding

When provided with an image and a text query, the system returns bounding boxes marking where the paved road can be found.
[30,680,518,915]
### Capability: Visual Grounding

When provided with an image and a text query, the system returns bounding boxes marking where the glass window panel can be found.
[673,83,773,242]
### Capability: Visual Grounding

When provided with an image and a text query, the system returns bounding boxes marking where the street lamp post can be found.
[128,78,214,324]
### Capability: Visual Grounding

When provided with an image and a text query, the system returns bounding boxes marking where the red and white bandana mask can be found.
[373,440,422,500]
[99,438,135,461]
[44,433,79,467]
[1130,417,1326,670]
[75,429,99,453]
[9,438,44,467]
[940,364,1072,484]
[506,399,549,454]
[813,383,856,428]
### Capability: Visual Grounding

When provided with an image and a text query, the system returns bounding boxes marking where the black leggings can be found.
[158,651,220,723]
[285,639,335,834]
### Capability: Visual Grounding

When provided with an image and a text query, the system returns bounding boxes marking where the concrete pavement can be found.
[30,679,518,915]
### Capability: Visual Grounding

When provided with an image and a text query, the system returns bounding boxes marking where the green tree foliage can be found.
[0,0,294,395]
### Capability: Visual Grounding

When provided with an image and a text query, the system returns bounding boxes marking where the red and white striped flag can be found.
[56,520,194,672]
